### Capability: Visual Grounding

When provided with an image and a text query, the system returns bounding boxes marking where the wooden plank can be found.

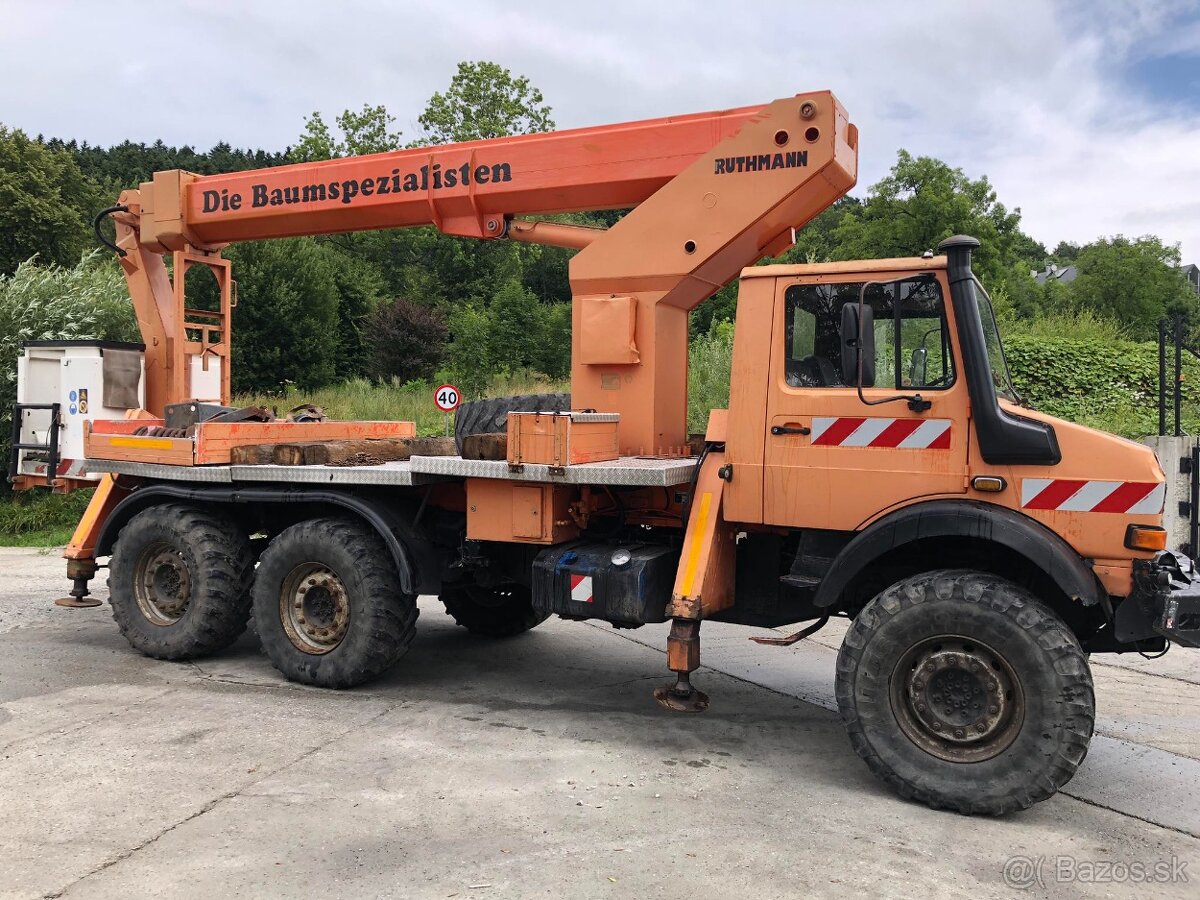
[461,432,508,461]
[229,444,276,465]
[272,445,307,466]
[195,420,417,464]
[302,436,455,466]
[229,436,457,467]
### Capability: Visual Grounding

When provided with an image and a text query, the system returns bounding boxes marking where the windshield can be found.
[972,277,1018,403]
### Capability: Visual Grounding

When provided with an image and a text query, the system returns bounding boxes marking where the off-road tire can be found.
[441,581,550,637]
[835,569,1094,815]
[108,503,255,660]
[454,392,571,454]
[252,517,417,688]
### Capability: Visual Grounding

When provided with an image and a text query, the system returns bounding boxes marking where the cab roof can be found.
[741,254,948,279]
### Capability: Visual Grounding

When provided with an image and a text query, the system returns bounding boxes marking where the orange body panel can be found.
[466,479,580,545]
[760,267,968,529]
[506,413,620,467]
[669,451,736,618]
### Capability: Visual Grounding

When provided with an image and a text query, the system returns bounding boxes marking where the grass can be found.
[234,373,569,437]
[0,489,90,547]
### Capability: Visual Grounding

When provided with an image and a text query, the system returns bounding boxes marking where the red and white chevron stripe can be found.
[570,574,593,604]
[1020,478,1165,514]
[809,417,952,449]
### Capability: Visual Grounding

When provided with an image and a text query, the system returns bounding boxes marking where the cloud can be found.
[0,0,1196,260]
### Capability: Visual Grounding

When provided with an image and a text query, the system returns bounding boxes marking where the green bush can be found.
[1005,333,1200,437]
[688,322,733,433]
[0,488,92,545]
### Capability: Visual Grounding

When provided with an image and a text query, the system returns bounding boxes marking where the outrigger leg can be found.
[654,618,708,712]
[654,443,734,712]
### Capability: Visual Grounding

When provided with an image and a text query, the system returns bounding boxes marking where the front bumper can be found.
[1131,551,1200,649]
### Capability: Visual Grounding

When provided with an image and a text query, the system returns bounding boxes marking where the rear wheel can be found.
[108,503,254,660]
[441,581,549,637]
[835,569,1094,815]
[252,517,417,688]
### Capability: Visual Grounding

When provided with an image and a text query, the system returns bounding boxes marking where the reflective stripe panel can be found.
[1021,478,1165,514]
[809,417,952,449]
[570,574,593,604]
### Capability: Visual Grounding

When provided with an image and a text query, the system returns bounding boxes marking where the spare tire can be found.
[454,392,571,454]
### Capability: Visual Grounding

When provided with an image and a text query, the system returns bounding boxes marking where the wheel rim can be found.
[279,563,351,654]
[133,541,193,626]
[889,635,1024,762]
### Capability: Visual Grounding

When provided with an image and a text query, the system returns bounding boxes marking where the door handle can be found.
[771,425,811,436]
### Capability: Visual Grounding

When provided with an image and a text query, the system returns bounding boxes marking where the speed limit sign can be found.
[434,384,461,412]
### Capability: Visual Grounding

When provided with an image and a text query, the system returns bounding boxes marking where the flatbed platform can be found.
[83,455,697,488]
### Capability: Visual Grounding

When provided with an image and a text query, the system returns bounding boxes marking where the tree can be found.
[0,127,107,274]
[445,280,569,395]
[1051,241,1082,263]
[326,250,386,380]
[831,150,1042,294]
[1067,236,1197,338]
[414,61,555,146]
[291,104,403,162]
[367,298,448,382]
[223,238,342,393]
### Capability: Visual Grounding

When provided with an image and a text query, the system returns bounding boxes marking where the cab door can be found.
[762,272,969,530]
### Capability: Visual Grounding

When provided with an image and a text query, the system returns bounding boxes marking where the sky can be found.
[1,0,1198,262]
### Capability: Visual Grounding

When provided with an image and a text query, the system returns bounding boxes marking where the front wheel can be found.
[252,518,418,688]
[835,569,1094,815]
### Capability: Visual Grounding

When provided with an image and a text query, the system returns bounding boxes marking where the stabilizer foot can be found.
[55,596,102,608]
[653,673,709,713]
[55,571,100,608]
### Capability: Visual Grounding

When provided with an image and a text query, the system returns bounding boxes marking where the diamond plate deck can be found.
[83,459,442,486]
[84,455,697,487]
[408,455,697,486]
[83,460,234,483]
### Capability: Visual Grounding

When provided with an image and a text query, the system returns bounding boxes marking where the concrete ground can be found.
[1,546,1198,900]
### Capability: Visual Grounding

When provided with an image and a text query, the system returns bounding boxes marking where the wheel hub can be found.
[280,564,350,654]
[891,636,1023,762]
[907,648,1007,743]
[134,543,193,625]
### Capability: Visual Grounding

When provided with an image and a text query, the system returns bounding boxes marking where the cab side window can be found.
[783,276,955,390]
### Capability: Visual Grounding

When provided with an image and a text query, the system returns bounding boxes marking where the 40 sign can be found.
[434,384,462,413]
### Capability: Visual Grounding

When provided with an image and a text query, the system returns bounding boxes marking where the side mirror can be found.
[909,347,928,387]
[840,302,875,387]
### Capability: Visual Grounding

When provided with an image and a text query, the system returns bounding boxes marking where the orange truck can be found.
[10,90,1199,815]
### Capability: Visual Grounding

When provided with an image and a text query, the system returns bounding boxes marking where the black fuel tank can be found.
[532,541,678,627]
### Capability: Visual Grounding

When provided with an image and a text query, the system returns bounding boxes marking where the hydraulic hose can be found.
[93,205,129,257]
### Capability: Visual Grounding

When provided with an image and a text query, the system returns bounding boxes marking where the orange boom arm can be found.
[111,91,857,452]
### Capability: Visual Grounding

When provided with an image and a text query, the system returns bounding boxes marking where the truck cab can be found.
[719,235,1189,655]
